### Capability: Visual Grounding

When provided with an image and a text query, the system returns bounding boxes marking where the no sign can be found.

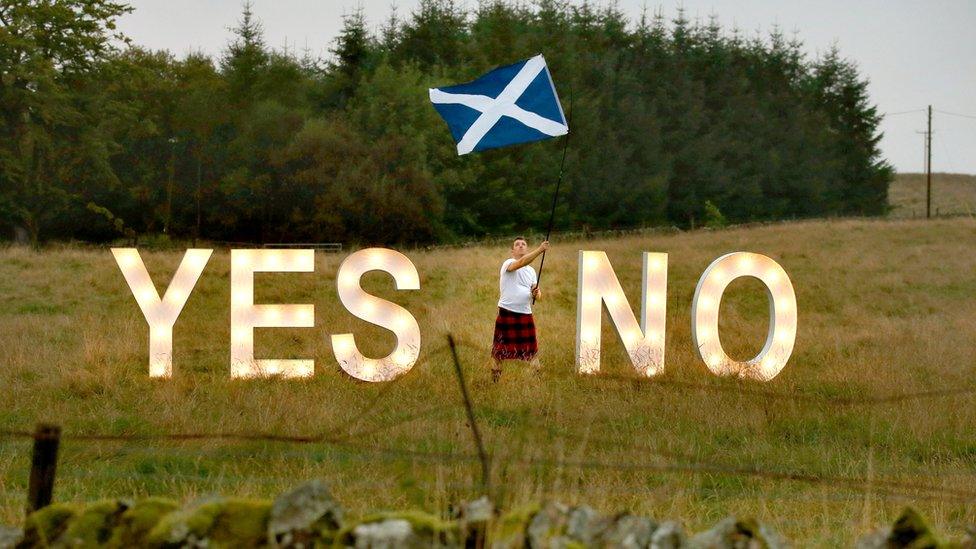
[112,248,797,382]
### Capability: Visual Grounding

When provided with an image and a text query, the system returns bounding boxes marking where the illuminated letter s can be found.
[332,248,421,382]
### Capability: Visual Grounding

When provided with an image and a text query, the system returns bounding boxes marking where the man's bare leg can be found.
[491,359,502,382]
[529,357,541,375]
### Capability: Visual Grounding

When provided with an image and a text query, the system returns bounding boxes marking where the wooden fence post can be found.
[26,424,61,516]
[446,335,491,498]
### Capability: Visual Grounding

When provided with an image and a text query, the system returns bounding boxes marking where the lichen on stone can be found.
[687,515,785,549]
[146,496,271,548]
[491,504,540,549]
[0,525,22,549]
[335,510,458,548]
[205,498,272,547]
[56,499,130,547]
[8,489,972,548]
[457,496,494,547]
[20,503,80,547]
[105,497,179,548]
[651,520,687,549]
[889,507,939,549]
[268,479,343,547]
[598,513,657,548]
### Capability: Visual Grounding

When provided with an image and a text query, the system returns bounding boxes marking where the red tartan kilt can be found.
[491,307,538,361]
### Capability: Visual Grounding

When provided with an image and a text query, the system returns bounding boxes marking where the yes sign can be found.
[113,248,797,382]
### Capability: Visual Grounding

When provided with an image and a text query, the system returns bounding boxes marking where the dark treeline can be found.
[0,0,891,245]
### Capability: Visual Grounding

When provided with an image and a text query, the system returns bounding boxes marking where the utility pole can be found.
[195,150,202,247]
[165,136,178,234]
[926,105,932,219]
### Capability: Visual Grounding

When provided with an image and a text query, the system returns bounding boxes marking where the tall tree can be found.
[326,8,371,106]
[221,0,267,107]
[0,0,131,244]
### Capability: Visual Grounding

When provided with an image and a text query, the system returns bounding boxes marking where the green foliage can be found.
[0,0,131,245]
[0,0,893,244]
[703,200,727,228]
[86,202,136,240]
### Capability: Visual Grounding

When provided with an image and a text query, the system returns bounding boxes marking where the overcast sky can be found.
[117,0,976,174]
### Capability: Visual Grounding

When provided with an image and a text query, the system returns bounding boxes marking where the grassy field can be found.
[890,172,976,218]
[1,217,975,545]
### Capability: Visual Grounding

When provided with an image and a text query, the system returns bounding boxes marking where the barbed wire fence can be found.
[2,334,975,522]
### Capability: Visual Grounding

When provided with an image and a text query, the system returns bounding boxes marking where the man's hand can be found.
[509,240,552,271]
[531,285,541,301]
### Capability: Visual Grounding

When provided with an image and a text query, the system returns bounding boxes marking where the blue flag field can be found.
[429,54,569,155]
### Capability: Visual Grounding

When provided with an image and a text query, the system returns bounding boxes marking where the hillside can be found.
[1,218,975,545]
[889,172,976,217]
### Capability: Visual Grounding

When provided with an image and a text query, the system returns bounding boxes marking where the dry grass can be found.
[1,217,975,545]
[889,172,976,218]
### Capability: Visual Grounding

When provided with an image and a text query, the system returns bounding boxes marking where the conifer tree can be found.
[221,1,267,106]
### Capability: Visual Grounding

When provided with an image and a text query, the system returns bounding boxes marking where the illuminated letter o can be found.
[691,252,797,381]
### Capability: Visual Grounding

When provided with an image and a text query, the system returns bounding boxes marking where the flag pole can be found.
[533,90,573,303]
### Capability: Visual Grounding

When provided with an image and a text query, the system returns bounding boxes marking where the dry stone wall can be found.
[0,480,972,548]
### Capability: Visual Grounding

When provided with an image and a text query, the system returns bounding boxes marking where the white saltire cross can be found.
[429,55,568,155]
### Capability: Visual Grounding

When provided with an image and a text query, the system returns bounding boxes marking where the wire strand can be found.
[881,109,926,117]
[3,430,972,504]
[935,109,976,121]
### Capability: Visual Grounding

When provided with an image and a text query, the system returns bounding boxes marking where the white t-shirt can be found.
[498,258,537,315]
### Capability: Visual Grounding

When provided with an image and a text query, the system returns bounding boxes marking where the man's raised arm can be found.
[507,241,550,271]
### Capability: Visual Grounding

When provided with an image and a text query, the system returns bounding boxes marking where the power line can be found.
[881,108,926,117]
[935,109,976,121]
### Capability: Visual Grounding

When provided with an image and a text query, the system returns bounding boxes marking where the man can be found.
[490,236,550,382]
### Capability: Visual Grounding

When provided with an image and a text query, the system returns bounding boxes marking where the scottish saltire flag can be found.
[429,54,569,155]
